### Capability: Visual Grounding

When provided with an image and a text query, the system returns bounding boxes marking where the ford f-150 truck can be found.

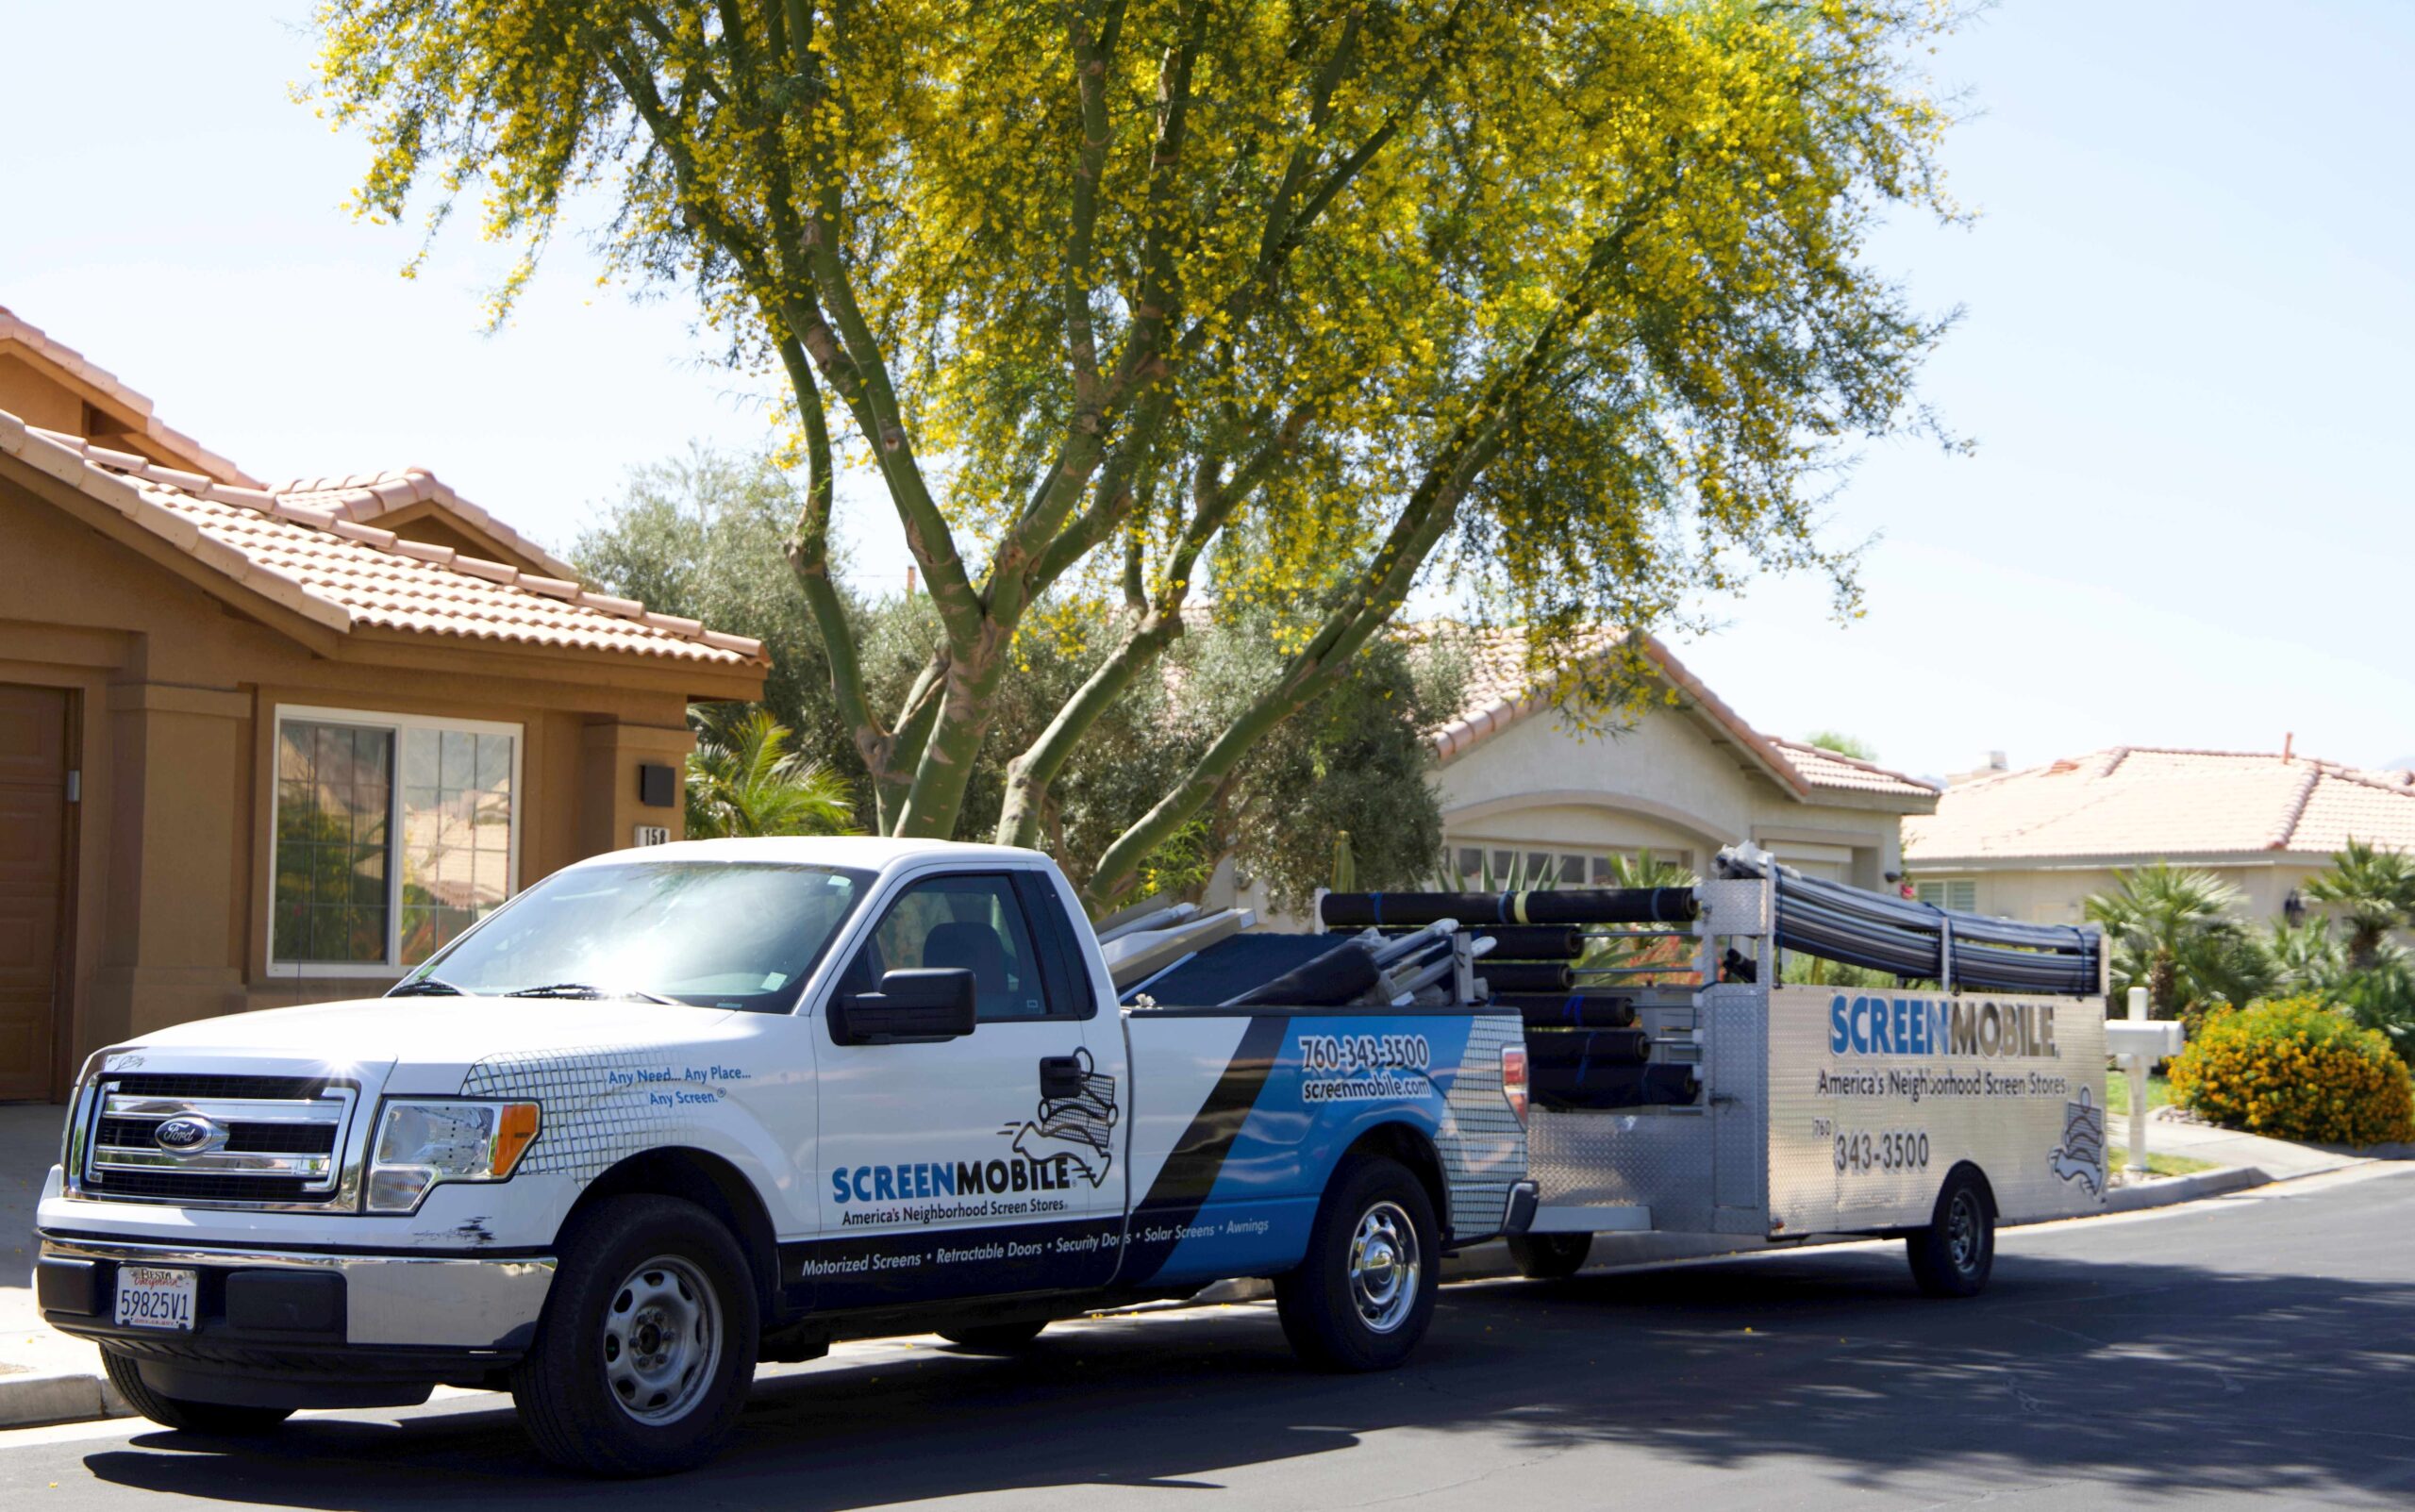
[33,838,1530,1475]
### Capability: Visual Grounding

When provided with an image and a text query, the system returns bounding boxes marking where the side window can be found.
[841,874,1055,1022]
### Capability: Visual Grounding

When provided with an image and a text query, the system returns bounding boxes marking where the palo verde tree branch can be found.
[1080,203,1651,905]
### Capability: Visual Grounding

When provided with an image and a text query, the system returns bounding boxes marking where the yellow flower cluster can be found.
[2169,996,2414,1148]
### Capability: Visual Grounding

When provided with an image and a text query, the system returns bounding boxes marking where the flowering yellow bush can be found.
[2169,996,2414,1147]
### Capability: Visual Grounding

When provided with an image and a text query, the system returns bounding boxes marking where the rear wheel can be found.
[938,1320,1048,1353]
[1275,1155,1440,1371]
[101,1351,293,1436]
[1907,1167,1995,1298]
[1506,1232,1592,1281]
[510,1194,759,1476]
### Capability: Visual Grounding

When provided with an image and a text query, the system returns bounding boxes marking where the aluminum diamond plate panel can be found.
[1707,988,1767,1229]
[1438,1013,1527,1239]
[1529,1104,1716,1234]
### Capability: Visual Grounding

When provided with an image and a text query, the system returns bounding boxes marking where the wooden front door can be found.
[0,685,72,1100]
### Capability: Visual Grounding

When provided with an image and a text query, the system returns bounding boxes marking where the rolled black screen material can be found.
[1319,889,1699,928]
[1477,961,1574,995]
[1469,925,1587,960]
[1223,942,1384,1008]
[1491,993,1639,1029]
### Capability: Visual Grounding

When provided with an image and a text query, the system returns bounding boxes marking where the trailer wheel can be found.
[1275,1155,1440,1371]
[101,1351,293,1436]
[1907,1167,1995,1298]
[1506,1233,1592,1281]
[938,1320,1048,1352]
[511,1194,759,1476]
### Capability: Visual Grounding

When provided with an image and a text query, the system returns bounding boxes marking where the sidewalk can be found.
[0,1102,125,1428]
[2137,1105,2381,1180]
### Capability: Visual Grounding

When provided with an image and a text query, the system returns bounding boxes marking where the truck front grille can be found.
[77,1074,358,1209]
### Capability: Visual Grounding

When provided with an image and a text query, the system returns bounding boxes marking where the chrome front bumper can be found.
[36,1234,556,1351]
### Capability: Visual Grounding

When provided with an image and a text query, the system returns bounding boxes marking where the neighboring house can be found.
[0,307,766,1100]
[1903,745,2415,924]
[1424,627,1937,890]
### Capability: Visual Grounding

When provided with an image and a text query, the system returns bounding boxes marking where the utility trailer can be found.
[1315,846,2112,1295]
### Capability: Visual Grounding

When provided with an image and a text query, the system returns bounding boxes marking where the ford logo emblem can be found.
[153,1117,217,1154]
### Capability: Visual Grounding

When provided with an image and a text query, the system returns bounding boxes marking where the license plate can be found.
[113,1266,197,1331]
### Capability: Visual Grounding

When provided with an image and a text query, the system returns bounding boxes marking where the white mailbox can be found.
[2111,988,2186,1175]
[2106,1020,2185,1059]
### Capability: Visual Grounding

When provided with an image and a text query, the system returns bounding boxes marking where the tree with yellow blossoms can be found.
[311,0,1964,906]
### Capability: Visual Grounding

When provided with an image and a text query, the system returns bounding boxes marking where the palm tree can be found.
[2264,915,2344,993]
[685,709,858,839]
[2084,864,2273,1022]
[2304,838,2415,972]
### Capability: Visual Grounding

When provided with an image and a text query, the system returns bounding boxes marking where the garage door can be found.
[0,685,70,1100]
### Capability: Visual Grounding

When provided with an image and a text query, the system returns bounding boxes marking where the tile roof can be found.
[0,306,262,489]
[1421,623,1937,806]
[1,415,765,669]
[1904,746,2415,863]
[1766,737,1941,800]
[275,467,580,581]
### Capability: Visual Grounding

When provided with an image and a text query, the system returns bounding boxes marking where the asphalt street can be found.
[5,1165,2410,1510]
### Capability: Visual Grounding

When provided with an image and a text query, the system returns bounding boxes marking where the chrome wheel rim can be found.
[1945,1191,1982,1272]
[600,1254,723,1425]
[1348,1201,1422,1335]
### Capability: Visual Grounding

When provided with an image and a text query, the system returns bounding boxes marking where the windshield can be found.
[395,861,872,1013]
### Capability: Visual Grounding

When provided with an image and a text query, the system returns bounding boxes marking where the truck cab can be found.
[34,838,1529,1475]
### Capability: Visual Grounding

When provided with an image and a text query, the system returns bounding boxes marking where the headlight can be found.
[366,1100,541,1214]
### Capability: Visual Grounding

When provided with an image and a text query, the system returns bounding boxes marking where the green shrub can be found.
[2168,995,2414,1147]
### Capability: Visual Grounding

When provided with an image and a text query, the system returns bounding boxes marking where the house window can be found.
[273,707,521,971]
[1916,879,1977,913]
[1449,844,1694,889]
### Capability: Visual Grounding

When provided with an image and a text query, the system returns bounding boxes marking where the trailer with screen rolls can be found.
[1316,843,2112,1294]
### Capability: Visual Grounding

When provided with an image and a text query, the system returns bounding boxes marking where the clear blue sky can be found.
[5,4,2410,780]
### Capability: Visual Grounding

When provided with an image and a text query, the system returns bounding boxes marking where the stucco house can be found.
[1903,745,2415,924]
[1424,628,1938,890]
[0,307,766,1100]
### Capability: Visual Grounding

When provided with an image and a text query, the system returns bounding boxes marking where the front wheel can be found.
[510,1194,760,1476]
[101,1352,293,1436]
[1506,1232,1592,1281]
[1274,1155,1440,1371]
[1907,1167,1995,1298]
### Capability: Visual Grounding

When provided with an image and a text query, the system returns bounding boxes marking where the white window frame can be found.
[269,704,525,975]
[1916,878,1978,914]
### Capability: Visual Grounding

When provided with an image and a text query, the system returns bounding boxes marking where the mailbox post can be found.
[2105,984,2187,1175]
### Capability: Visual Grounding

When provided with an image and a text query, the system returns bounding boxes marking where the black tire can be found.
[101,1351,293,1436]
[1274,1155,1440,1371]
[937,1320,1048,1353]
[510,1194,760,1477]
[1506,1232,1592,1281]
[1907,1167,1995,1299]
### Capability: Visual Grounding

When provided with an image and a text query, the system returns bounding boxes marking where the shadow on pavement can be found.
[72,1236,2415,1508]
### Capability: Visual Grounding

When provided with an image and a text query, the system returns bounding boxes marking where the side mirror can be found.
[829,968,977,1044]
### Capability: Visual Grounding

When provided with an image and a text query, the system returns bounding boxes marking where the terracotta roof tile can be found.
[0,306,262,488]
[1766,737,1940,799]
[1905,746,2415,863]
[1,422,766,670]
[274,465,581,580]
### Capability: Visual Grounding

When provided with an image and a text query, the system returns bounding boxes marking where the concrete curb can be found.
[0,1366,127,1431]
[2101,1163,2267,1213]
[0,1159,2330,1433]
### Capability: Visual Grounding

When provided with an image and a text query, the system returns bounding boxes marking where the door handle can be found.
[1039,1055,1086,1102]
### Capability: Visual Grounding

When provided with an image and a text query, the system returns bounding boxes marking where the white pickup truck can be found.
[34,839,1529,1475]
